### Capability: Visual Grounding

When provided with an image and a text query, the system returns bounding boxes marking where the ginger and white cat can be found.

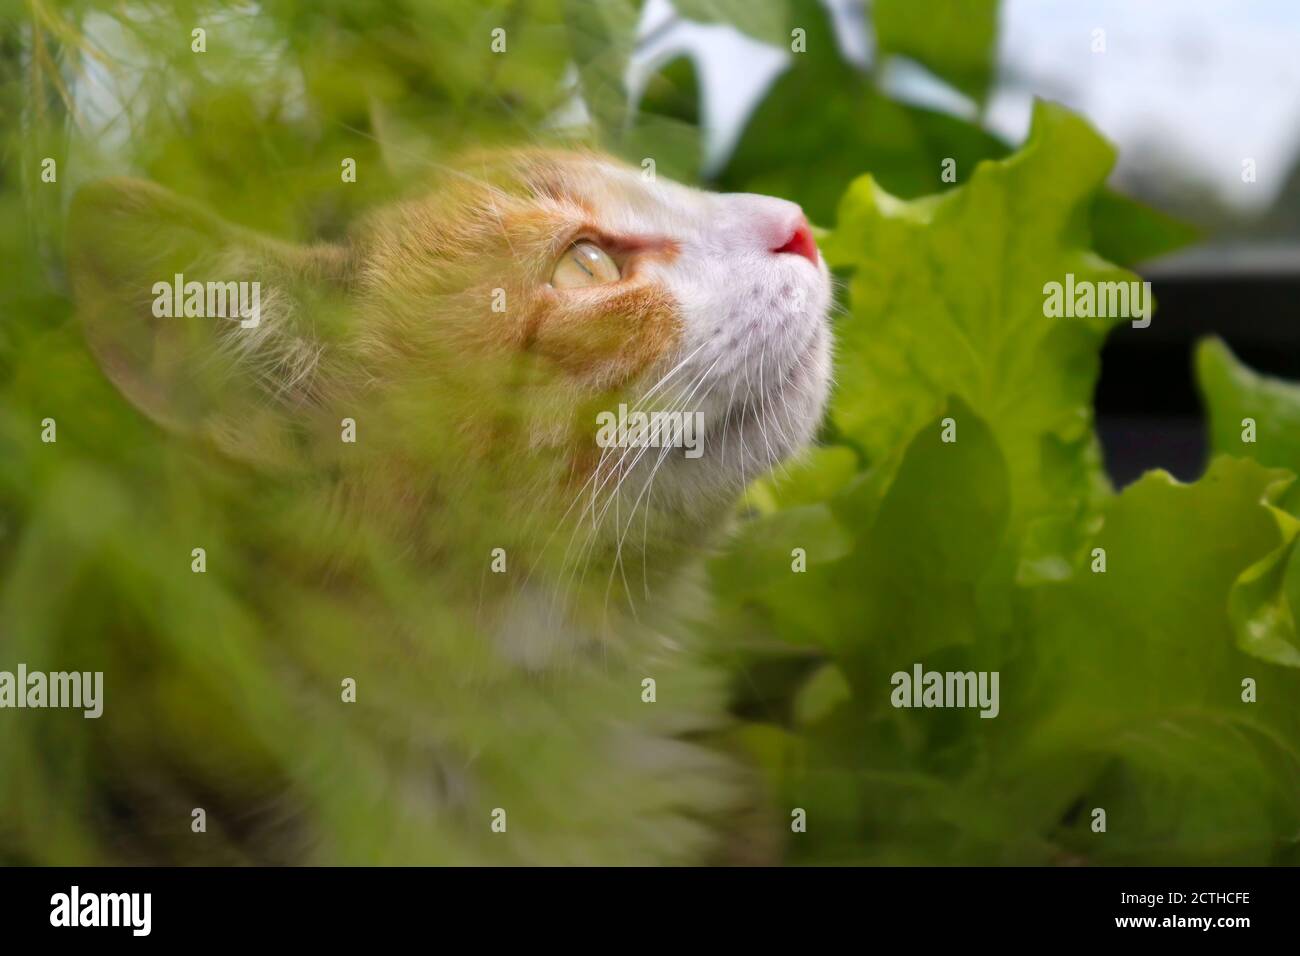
[66,149,832,864]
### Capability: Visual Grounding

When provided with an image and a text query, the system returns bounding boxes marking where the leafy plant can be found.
[3,0,1291,866]
[710,104,1300,865]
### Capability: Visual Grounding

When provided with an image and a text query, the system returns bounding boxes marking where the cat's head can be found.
[68,149,832,592]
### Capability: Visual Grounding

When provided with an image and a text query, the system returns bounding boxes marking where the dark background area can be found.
[1098,256,1300,486]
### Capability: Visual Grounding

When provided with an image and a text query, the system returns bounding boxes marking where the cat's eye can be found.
[551,240,621,289]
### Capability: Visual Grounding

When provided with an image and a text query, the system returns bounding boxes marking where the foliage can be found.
[711,104,1300,864]
[4,0,1293,866]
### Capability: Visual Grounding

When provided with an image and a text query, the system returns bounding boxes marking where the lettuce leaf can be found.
[824,102,1126,584]
[713,103,1300,865]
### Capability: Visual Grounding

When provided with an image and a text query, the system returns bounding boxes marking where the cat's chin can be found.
[639,319,832,527]
[717,321,828,455]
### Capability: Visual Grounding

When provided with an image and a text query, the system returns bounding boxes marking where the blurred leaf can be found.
[637,55,701,127]
[1198,337,1300,667]
[1198,337,1300,472]
[1229,495,1300,667]
[625,57,705,180]
[1091,188,1201,266]
[760,445,860,509]
[711,503,852,598]
[674,0,791,46]
[564,0,639,132]
[715,0,1007,225]
[874,0,999,104]
[793,662,851,727]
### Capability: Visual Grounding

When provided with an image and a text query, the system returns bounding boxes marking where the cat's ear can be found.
[67,178,354,460]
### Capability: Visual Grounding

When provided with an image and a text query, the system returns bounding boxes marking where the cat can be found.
[57,148,833,865]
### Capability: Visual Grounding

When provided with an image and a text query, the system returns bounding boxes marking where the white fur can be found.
[589,162,833,521]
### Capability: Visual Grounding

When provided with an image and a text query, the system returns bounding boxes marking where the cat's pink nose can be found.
[772,217,818,265]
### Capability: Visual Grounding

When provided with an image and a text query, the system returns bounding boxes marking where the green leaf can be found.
[827,399,1012,661]
[714,0,1193,266]
[1229,495,1300,667]
[749,446,860,511]
[714,0,1008,225]
[716,101,1300,865]
[623,56,705,181]
[793,663,851,727]
[712,400,1012,662]
[636,55,702,127]
[874,0,999,104]
[1198,337,1300,472]
[758,458,1300,864]
[824,101,1127,580]
[1091,188,1200,267]
[563,0,640,133]
[1021,458,1300,862]
[1197,337,1300,667]
[674,0,791,47]
[710,503,852,601]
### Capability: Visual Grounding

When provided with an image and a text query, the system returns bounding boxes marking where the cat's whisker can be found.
[746,325,778,474]
[639,364,727,600]
[771,332,813,455]
[565,364,705,616]
[594,354,717,534]
[626,440,677,604]
[576,342,709,531]
[625,338,711,412]
[717,355,744,474]
[600,356,720,611]
[757,336,789,478]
